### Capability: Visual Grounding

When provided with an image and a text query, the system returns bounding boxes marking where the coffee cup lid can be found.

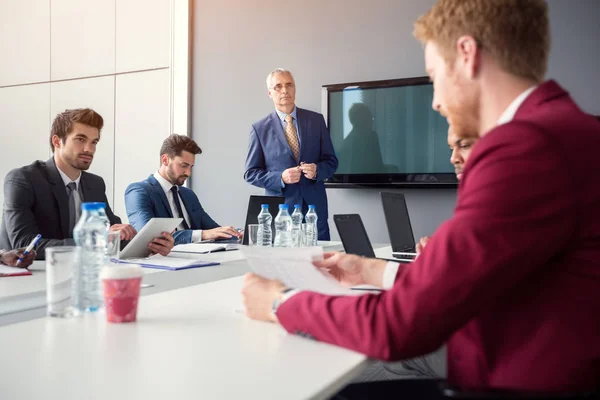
[100,264,143,280]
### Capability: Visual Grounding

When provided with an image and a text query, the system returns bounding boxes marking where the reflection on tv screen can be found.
[328,83,452,176]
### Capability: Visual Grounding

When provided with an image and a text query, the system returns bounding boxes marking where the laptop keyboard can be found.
[392,252,417,260]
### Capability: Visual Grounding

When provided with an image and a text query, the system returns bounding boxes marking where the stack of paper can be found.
[171,243,237,254]
[239,246,361,296]
[116,254,219,271]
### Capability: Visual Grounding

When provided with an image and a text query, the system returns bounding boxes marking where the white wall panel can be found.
[0,84,51,211]
[116,0,171,73]
[171,0,190,135]
[0,0,50,86]
[114,69,171,222]
[50,76,116,209]
[51,0,115,80]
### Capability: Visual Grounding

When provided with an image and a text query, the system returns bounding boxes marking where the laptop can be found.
[241,195,285,245]
[380,192,417,261]
[333,214,399,263]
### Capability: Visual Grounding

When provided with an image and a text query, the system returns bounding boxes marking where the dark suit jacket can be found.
[124,175,219,246]
[276,81,600,393]
[0,158,121,259]
[244,107,338,240]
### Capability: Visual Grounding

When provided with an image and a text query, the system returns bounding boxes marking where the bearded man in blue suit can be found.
[244,69,338,240]
[125,135,240,246]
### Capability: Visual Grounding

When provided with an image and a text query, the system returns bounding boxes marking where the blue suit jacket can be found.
[125,175,219,245]
[244,108,338,240]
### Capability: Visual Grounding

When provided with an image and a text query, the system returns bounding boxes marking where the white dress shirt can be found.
[153,171,203,242]
[56,166,82,220]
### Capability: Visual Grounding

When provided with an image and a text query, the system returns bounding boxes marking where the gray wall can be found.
[191,0,600,243]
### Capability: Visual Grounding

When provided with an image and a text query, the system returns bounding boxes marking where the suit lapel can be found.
[272,112,297,162]
[296,107,307,161]
[148,176,173,218]
[45,158,71,237]
[80,172,92,202]
[178,189,197,229]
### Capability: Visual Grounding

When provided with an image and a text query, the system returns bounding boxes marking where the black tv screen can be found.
[324,77,457,188]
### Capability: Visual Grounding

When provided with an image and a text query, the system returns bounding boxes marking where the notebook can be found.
[115,254,220,271]
[0,265,33,277]
[171,243,238,254]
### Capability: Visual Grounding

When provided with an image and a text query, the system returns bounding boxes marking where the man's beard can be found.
[68,153,93,171]
[166,167,188,186]
[443,78,480,140]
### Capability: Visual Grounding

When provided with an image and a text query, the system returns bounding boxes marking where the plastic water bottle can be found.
[290,204,303,247]
[274,204,293,247]
[256,204,273,247]
[305,205,318,246]
[73,202,110,312]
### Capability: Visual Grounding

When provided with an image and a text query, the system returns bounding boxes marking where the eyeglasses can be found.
[270,83,295,92]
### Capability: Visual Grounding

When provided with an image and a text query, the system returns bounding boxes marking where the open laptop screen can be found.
[381,192,416,253]
[333,214,376,258]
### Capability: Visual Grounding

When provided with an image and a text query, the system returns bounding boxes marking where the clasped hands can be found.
[282,162,317,184]
[240,252,388,323]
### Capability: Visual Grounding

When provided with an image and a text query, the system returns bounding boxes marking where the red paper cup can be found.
[101,265,143,323]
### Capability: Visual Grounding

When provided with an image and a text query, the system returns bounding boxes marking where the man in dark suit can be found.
[125,134,240,246]
[0,108,174,260]
[240,0,600,398]
[244,69,338,240]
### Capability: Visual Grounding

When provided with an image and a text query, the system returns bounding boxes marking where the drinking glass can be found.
[46,246,79,318]
[106,230,121,262]
[246,224,259,246]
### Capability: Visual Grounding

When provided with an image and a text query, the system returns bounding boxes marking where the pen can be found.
[17,234,42,265]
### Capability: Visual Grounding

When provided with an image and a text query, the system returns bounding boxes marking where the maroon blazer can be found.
[277,81,600,393]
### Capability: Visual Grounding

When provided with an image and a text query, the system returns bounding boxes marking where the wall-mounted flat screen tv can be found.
[324,77,457,188]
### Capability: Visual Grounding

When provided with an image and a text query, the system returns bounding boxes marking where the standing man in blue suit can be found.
[244,68,338,240]
[125,135,240,246]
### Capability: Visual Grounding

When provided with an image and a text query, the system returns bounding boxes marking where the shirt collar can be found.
[153,171,176,194]
[56,165,81,188]
[497,86,537,125]
[275,106,297,123]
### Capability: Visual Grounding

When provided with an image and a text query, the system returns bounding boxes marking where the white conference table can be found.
[0,243,387,400]
[0,240,381,400]
[0,275,370,400]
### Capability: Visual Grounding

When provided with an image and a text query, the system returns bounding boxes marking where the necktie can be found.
[66,182,78,235]
[284,114,300,161]
[170,186,190,230]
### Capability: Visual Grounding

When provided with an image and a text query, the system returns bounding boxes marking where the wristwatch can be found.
[272,287,294,315]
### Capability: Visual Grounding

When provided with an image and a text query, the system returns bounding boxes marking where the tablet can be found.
[119,218,183,259]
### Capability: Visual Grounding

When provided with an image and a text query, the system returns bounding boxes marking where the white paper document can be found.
[239,246,357,296]
[116,254,219,271]
[171,243,237,254]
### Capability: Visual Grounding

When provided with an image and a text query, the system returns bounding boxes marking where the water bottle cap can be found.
[81,202,106,211]
[294,204,301,208]
[261,204,269,208]
[279,204,288,209]
[308,205,316,209]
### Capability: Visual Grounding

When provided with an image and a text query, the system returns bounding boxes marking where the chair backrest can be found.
[242,195,284,245]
